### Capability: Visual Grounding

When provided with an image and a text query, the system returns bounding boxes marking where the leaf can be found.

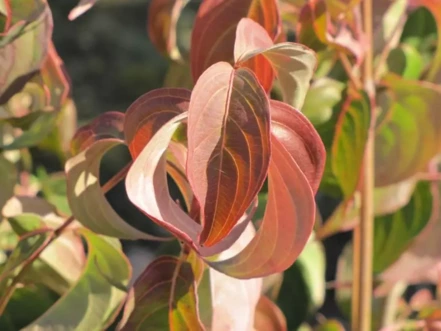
[276,234,326,330]
[190,0,281,83]
[66,112,167,241]
[0,284,59,330]
[374,181,433,273]
[119,256,202,331]
[386,44,425,79]
[297,0,365,63]
[408,0,441,83]
[36,168,71,215]
[23,229,131,330]
[68,0,98,20]
[148,0,190,61]
[270,100,326,194]
[207,223,262,330]
[207,133,316,278]
[0,0,52,100]
[331,91,371,198]
[302,77,345,126]
[0,155,16,211]
[187,62,271,247]
[125,111,254,256]
[375,74,441,186]
[234,18,317,109]
[254,296,287,331]
[0,229,51,284]
[314,319,346,331]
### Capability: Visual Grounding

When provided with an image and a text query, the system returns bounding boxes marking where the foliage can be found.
[1,0,441,329]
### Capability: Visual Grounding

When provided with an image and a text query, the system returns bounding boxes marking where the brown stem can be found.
[339,52,363,90]
[352,0,376,330]
[0,162,132,314]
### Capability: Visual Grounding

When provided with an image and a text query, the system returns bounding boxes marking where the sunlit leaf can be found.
[148,0,190,61]
[187,62,271,247]
[297,0,364,63]
[374,181,433,273]
[314,319,346,331]
[68,0,98,20]
[276,234,326,329]
[190,0,281,83]
[234,18,317,109]
[254,296,287,331]
[386,44,425,79]
[375,74,441,186]
[0,0,52,100]
[207,135,316,278]
[66,112,167,241]
[119,255,202,331]
[270,100,326,194]
[125,111,254,256]
[332,91,371,198]
[23,229,131,330]
[302,77,345,126]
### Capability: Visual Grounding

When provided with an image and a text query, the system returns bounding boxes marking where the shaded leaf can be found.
[409,0,441,82]
[332,91,371,197]
[190,0,281,83]
[234,18,317,109]
[119,255,202,331]
[148,0,190,61]
[66,112,167,241]
[314,319,346,331]
[36,168,71,215]
[375,74,441,186]
[254,296,287,331]
[23,229,131,330]
[387,44,425,79]
[187,62,271,247]
[0,155,16,211]
[374,181,433,273]
[276,235,326,330]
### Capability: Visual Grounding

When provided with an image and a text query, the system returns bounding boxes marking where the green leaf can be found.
[36,168,71,215]
[375,74,441,186]
[0,284,59,330]
[0,155,17,211]
[302,78,345,126]
[374,181,433,273]
[276,234,326,330]
[331,91,371,198]
[23,229,131,331]
[119,255,202,331]
[387,44,424,79]
[314,319,346,331]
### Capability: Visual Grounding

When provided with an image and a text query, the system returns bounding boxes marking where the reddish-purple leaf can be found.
[66,112,167,241]
[190,0,281,84]
[234,18,317,109]
[187,62,271,247]
[270,99,325,194]
[119,256,203,331]
[125,112,256,256]
[124,88,191,159]
[147,0,189,60]
[207,136,316,278]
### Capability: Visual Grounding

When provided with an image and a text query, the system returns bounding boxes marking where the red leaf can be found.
[147,0,189,60]
[187,62,271,247]
[124,88,191,159]
[119,256,203,330]
[234,18,317,109]
[190,0,281,83]
[207,136,316,278]
[254,296,287,331]
[125,112,256,256]
[270,99,325,194]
